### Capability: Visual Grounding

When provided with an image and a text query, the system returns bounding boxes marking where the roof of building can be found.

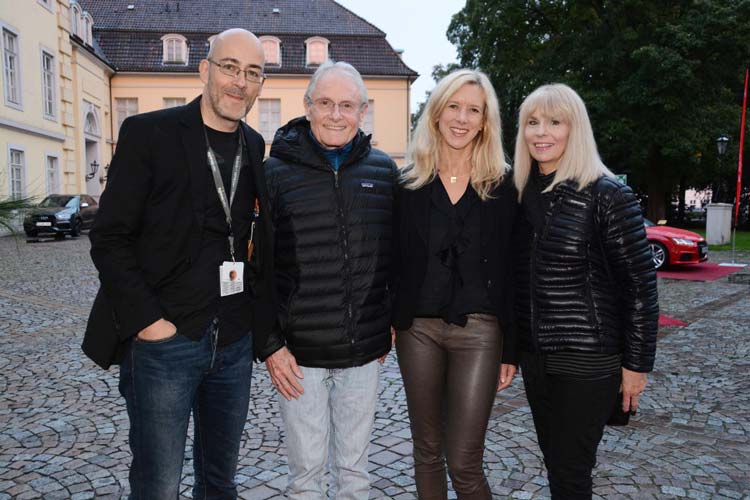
[75,0,418,77]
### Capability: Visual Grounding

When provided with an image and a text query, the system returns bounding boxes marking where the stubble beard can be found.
[209,84,252,125]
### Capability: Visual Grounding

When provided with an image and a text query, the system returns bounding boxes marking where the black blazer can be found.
[391,174,519,364]
[82,96,275,369]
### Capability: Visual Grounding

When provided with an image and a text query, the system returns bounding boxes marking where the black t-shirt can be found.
[415,180,494,326]
[158,126,256,346]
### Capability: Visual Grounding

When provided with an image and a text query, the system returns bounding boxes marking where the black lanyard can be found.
[204,126,245,262]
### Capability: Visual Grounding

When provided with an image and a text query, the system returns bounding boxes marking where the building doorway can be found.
[83,104,102,197]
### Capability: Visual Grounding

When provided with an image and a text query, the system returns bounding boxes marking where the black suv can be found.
[23,194,98,238]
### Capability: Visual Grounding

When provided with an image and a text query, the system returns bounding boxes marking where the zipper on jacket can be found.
[529,192,563,353]
[331,167,355,343]
[529,230,540,353]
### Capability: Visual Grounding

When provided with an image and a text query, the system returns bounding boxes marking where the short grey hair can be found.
[304,61,368,104]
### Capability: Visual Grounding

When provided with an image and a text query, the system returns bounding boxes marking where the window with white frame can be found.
[82,12,93,45]
[2,28,21,107]
[9,148,25,198]
[70,3,80,36]
[84,106,99,137]
[305,37,329,66]
[363,100,374,137]
[259,99,281,142]
[41,50,56,119]
[163,97,186,109]
[260,36,281,66]
[115,98,138,135]
[38,0,54,12]
[162,34,188,64]
[46,155,59,194]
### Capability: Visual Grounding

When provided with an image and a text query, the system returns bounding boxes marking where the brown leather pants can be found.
[396,315,502,500]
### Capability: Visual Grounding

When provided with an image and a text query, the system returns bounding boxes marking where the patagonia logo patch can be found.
[361,182,374,189]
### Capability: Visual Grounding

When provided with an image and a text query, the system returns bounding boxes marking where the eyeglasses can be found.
[207,59,265,84]
[309,98,364,116]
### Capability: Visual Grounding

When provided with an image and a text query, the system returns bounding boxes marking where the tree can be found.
[0,196,35,235]
[448,0,750,221]
[411,63,461,131]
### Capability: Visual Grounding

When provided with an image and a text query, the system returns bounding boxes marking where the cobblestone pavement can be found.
[1,234,749,499]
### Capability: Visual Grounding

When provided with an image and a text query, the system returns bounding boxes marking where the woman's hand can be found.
[621,367,648,413]
[496,363,517,391]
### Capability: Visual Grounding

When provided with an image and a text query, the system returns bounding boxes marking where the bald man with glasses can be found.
[85,28,275,498]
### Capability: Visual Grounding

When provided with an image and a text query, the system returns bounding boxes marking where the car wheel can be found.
[650,242,668,270]
[70,218,82,237]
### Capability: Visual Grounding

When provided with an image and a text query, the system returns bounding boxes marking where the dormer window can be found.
[305,36,329,66]
[161,34,188,65]
[260,36,281,66]
[82,11,93,45]
[70,2,81,37]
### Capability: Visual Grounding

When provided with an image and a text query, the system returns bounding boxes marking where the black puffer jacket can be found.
[258,117,398,368]
[514,175,658,372]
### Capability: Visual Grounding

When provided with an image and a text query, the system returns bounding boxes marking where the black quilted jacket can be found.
[257,117,398,368]
[513,175,659,372]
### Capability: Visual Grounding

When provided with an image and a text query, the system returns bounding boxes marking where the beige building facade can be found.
[1,0,114,203]
[111,74,411,162]
[1,0,416,210]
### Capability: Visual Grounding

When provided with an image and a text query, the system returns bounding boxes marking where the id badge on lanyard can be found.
[205,127,245,297]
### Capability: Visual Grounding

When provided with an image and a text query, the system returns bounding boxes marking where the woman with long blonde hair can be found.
[391,68,518,498]
[512,83,658,499]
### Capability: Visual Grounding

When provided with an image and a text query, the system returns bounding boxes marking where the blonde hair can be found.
[513,83,614,201]
[402,68,508,200]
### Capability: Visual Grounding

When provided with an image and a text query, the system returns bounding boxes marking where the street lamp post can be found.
[717,134,730,156]
[715,134,745,266]
[715,134,730,203]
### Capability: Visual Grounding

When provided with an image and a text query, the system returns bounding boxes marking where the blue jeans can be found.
[119,321,253,500]
[279,360,380,500]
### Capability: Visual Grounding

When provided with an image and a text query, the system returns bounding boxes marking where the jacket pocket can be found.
[280,284,299,332]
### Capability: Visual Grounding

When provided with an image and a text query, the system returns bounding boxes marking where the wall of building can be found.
[2,0,413,210]
[0,0,114,202]
[0,0,67,200]
[110,73,411,164]
[70,43,113,197]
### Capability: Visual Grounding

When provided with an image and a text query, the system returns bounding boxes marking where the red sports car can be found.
[644,219,708,270]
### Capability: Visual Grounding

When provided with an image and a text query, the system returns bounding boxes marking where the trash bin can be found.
[706,203,732,245]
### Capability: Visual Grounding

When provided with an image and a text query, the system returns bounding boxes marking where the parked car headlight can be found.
[671,237,696,246]
[56,212,71,221]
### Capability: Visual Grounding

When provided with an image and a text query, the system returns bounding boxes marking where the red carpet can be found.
[657,262,744,281]
[659,314,688,327]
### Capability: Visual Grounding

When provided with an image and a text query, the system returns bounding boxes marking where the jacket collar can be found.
[179,96,208,233]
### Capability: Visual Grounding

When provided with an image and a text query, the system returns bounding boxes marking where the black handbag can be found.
[607,391,635,426]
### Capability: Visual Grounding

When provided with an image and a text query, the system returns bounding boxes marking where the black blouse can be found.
[415,180,494,326]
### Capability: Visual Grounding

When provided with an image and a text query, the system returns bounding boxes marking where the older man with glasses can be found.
[257,61,398,498]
